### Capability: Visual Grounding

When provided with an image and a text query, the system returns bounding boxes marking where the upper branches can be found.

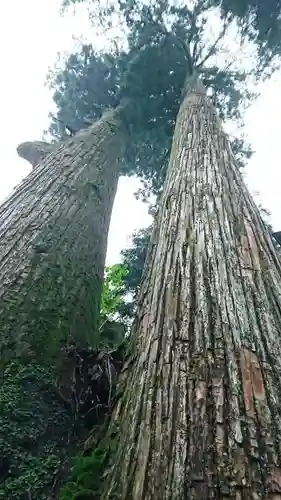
[48,0,258,198]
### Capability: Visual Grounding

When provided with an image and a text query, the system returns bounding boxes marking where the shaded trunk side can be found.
[0,108,128,365]
[102,84,281,499]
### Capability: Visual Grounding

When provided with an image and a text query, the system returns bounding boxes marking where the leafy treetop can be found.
[62,0,281,71]
[216,0,281,70]
[48,0,255,199]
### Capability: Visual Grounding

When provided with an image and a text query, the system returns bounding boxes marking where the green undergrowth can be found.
[57,334,131,500]
[0,318,128,500]
[0,361,83,500]
[57,342,130,500]
[59,422,119,500]
[59,447,106,500]
[58,346,129,500]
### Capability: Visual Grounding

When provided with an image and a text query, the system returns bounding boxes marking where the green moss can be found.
[0,361,82,500]
[59,420,121,500]
[0,315,127,499]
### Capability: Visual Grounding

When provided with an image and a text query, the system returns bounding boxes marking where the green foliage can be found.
[216,0,281,70]
[59,448,106,500]
[62,0,281,70]
[99,234,152,325]
[46,47,124,140]
[121,226,151,298]
[100,264,128,322]
[0,362,78,500]
[49,0,256,199]
[58,420,122,500]
[99,264,130,344]
[102,226,152,323]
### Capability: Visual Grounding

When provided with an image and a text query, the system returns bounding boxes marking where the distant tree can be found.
[100,264,129,322]
[99,264,130,345]
[117,226,152,314]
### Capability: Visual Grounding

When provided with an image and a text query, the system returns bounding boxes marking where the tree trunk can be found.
[0,106,128,366]
[102,78,281,499]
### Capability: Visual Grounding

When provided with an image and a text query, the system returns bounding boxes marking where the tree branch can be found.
[192,36,200,64]
[184,5,201,70]
[53,117,77,136]
[17,141,56,168]
[196,19,230,70]
[169,33,194,73]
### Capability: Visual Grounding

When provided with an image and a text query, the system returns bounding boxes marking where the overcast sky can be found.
[1,0,280,265]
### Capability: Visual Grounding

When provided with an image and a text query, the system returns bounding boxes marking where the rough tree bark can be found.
[0,106,128,366]
[101,77,281,499]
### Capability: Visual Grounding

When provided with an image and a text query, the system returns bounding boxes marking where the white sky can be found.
[0,0,280,265]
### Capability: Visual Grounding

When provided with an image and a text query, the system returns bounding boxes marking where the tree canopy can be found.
[48,0,256,199]
[62,0,281,70]
[217,0,281,69]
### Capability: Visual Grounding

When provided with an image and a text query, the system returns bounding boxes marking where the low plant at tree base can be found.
[0,343,128,499]
[0,362,79,500]
[0,263,130,500]
[58,439,114,500]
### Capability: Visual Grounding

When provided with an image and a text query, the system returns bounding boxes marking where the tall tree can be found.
[98,74,281,498]
[0,105,128,369]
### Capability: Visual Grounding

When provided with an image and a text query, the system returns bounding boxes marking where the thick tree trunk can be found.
[0,107,128,365]
[102,79,281,499]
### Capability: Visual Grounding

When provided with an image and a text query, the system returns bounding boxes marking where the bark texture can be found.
[0,107,128,364]
[102,79,281,499]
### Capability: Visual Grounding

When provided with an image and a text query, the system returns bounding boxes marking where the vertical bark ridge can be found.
[0,108,128,365]
[102,84,281,499]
